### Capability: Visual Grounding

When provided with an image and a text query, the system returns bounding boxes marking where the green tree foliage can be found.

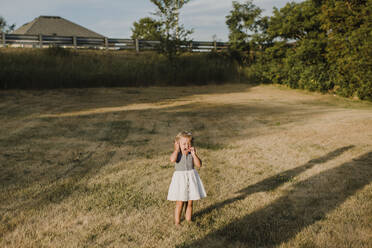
[0,16,15,33]
[131,17,162,40]
[265,1,330,92]
[227,0,371,100]
[267,1,322,41]
[225,1,263,64]
[226,1,262,50]
[149,0,193,60]
[320,0,372,100]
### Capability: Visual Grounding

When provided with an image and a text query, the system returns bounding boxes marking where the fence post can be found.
[104,37,108,50]
[39,34,43,48]
[214,41,217,51]
[1,33,5,47]
[135,39,139,53]
[73,36,77,49]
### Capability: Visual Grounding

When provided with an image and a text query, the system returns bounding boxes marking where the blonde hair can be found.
[175,131,193,144]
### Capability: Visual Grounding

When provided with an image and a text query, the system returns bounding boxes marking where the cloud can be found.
[184,0,232,14]
[2,0,304,41]
[180,0,305,41]
[93,19,134,38]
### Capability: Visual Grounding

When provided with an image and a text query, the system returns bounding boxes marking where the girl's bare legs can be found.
[185,200,193,221]
[175,201,184,225]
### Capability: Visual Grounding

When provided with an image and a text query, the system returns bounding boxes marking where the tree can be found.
[319,0,372,100]
[226,1,262,49]
[225,1,264,64]
[149,0,193,60]
[0,16,15,33]
[224,0,371,101]
[131,17,162,40]
[262,1,331,91]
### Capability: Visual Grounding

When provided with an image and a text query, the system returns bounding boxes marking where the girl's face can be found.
[179,137,191,153]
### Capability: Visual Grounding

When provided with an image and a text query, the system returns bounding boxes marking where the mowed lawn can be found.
[1,84,372,248]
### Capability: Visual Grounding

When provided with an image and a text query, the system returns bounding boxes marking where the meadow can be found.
[0,84,372,247]
[0,48,241,89]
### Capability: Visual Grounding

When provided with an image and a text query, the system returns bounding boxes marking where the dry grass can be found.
[0,84,371,248]
[0,48,240,89]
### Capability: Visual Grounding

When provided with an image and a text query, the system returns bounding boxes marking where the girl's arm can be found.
[170,141,180,163]
[190,147,202,168]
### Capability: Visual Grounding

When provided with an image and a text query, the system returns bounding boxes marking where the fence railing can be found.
[0,33,229,52]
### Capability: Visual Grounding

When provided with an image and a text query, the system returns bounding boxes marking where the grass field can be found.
[1,84,372,247]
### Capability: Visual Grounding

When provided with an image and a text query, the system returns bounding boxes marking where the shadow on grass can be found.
[0,84,257,119]
[180,149,372,248]
[0,100,331,190]
[193,145,354,220]
[0,90,356,240]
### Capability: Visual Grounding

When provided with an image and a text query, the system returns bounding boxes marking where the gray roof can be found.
[13,16,104,37]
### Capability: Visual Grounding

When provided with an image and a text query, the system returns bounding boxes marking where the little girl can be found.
[167,131,207,226]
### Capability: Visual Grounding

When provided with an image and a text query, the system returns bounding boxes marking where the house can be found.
[13,16,104,38]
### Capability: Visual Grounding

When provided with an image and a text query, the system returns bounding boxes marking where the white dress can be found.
[167,153,207,201]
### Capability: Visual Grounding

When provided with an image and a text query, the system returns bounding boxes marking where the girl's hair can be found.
[175,131,193,144]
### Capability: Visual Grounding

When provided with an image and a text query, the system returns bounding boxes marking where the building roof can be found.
[13,16,104,38]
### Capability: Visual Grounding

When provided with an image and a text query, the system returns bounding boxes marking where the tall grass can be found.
[0,48,241,89]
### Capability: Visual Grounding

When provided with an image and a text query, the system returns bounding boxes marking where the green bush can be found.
[225,0,371,101]
[321,0,372,100]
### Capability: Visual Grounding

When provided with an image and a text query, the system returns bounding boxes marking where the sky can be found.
[1,0,304,41]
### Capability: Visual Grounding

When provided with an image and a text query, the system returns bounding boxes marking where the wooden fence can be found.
[0,33,229,52]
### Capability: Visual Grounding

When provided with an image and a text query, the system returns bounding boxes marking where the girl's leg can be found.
[175,201,184,225]
[185,200,193,221]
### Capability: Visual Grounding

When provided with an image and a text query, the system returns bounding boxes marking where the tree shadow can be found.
[0,100,336,197]
[0,85,361,241]
[193,145,354,219]
[181,149,372,247]
[0,84,257,118]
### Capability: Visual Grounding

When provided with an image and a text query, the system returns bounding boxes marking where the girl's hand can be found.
[174,140,180,152]
[190,147,196,156]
